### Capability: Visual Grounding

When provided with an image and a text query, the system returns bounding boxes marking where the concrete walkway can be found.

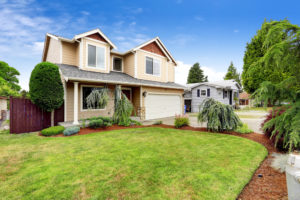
[142,110,268,134]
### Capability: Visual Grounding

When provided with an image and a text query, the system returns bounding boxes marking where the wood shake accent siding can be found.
[123,53,135,77]
[141,41,166,57]
[62,41,79,66]
[46,37,60,63]
[87,33,107,43]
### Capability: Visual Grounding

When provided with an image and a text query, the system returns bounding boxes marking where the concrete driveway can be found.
[142,110,268,134]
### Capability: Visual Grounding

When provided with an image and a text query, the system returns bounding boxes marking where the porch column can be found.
[73,82,79,124]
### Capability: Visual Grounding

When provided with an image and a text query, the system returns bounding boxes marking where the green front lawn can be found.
[0,128,267,200]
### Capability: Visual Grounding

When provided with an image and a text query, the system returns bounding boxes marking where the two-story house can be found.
[42,29,185,124]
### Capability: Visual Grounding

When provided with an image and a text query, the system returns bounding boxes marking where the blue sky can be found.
[0,0,300,90]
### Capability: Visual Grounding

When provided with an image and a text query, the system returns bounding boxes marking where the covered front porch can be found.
[64,81,145,125]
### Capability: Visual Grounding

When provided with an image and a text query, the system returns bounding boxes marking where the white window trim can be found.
[201,89,206,97]
[80,85,106,112]
[112,56,123,72]
[144,56,161,77]
[85,42,106,70]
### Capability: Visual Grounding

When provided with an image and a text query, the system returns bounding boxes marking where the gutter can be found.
[65,76,186,90]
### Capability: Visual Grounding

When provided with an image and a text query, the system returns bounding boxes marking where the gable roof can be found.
[74,29,117,49]
[186,80,241,91]
[132,37,177,64]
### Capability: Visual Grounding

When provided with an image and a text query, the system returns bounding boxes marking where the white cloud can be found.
[234,29,239,33]
[81,11,90,15]
[175,61,226,85]
[194,16,204,21]
[132,7,143,14]
[169,34,195,46]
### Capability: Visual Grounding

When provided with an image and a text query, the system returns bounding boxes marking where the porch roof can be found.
[58,64,186,90]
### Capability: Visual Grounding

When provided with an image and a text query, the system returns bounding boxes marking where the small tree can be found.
[29,62,64,126]
[187,63,206,83]
[224,61,241,85]
[0,61,21,92]
[198,98,241,132]
[113,85,133,126]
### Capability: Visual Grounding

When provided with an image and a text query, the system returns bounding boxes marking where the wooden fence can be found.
[10,97,64,134]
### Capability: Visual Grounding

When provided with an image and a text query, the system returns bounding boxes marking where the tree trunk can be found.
[51,110,54,127]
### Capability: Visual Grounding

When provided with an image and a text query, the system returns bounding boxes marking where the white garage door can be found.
[145,93,181,120]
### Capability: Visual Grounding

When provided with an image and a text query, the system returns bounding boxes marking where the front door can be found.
[122,89,131,101]
[229,91,233,105]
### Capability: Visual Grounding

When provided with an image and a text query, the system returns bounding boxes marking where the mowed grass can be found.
[0,128,267,200]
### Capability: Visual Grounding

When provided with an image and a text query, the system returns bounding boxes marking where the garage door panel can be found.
[145,94,181,120]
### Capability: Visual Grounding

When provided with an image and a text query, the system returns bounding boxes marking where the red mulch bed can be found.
[39,124,287,199]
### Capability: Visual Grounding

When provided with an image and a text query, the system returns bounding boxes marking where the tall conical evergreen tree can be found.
[187,63,206,83]
[224,61,241,85]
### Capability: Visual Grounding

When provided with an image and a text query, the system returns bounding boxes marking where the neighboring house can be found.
[42,29,185,123]
[239,92,251,107]
[0,96,8,120]
[184,80,241,113]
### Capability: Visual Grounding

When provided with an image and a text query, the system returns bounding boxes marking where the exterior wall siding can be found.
[62,41,79,66]
[136,50,168,82]
[123,53,135,77]
[46,37,60,63]
[0,99,7,111]
[190,85,239,112]
[81,37,110,73]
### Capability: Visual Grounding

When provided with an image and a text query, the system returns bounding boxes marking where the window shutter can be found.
[223,89,225,99]
[153,59,160,76]
[197,89,200,97]
[207,89,210,97]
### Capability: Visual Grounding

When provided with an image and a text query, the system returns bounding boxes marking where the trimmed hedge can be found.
[88,119,112,129]
[41,126,65,136]
[29,62,64,112]
[63,127,80,136]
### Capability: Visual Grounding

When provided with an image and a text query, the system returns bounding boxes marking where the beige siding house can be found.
[42,29,185,123]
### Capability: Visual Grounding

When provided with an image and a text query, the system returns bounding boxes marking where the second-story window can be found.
[113,57,122,72]
[146,56,160,76]
[87,44,105,69]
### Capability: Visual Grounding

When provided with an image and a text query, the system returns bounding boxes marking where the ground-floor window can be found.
[82,86,105,110]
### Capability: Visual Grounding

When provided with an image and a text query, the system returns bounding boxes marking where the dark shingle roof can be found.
[58,64,186,89]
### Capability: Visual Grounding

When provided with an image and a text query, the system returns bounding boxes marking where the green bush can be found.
[174,115,190,128]
[88,119,103,129]
[63,127,80,136]
[41,126,65,136]
[235,123,253,134]
[130,119,142,126]
[87,116,112,123]
[153,120,162,125]
[198,98,241,132]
